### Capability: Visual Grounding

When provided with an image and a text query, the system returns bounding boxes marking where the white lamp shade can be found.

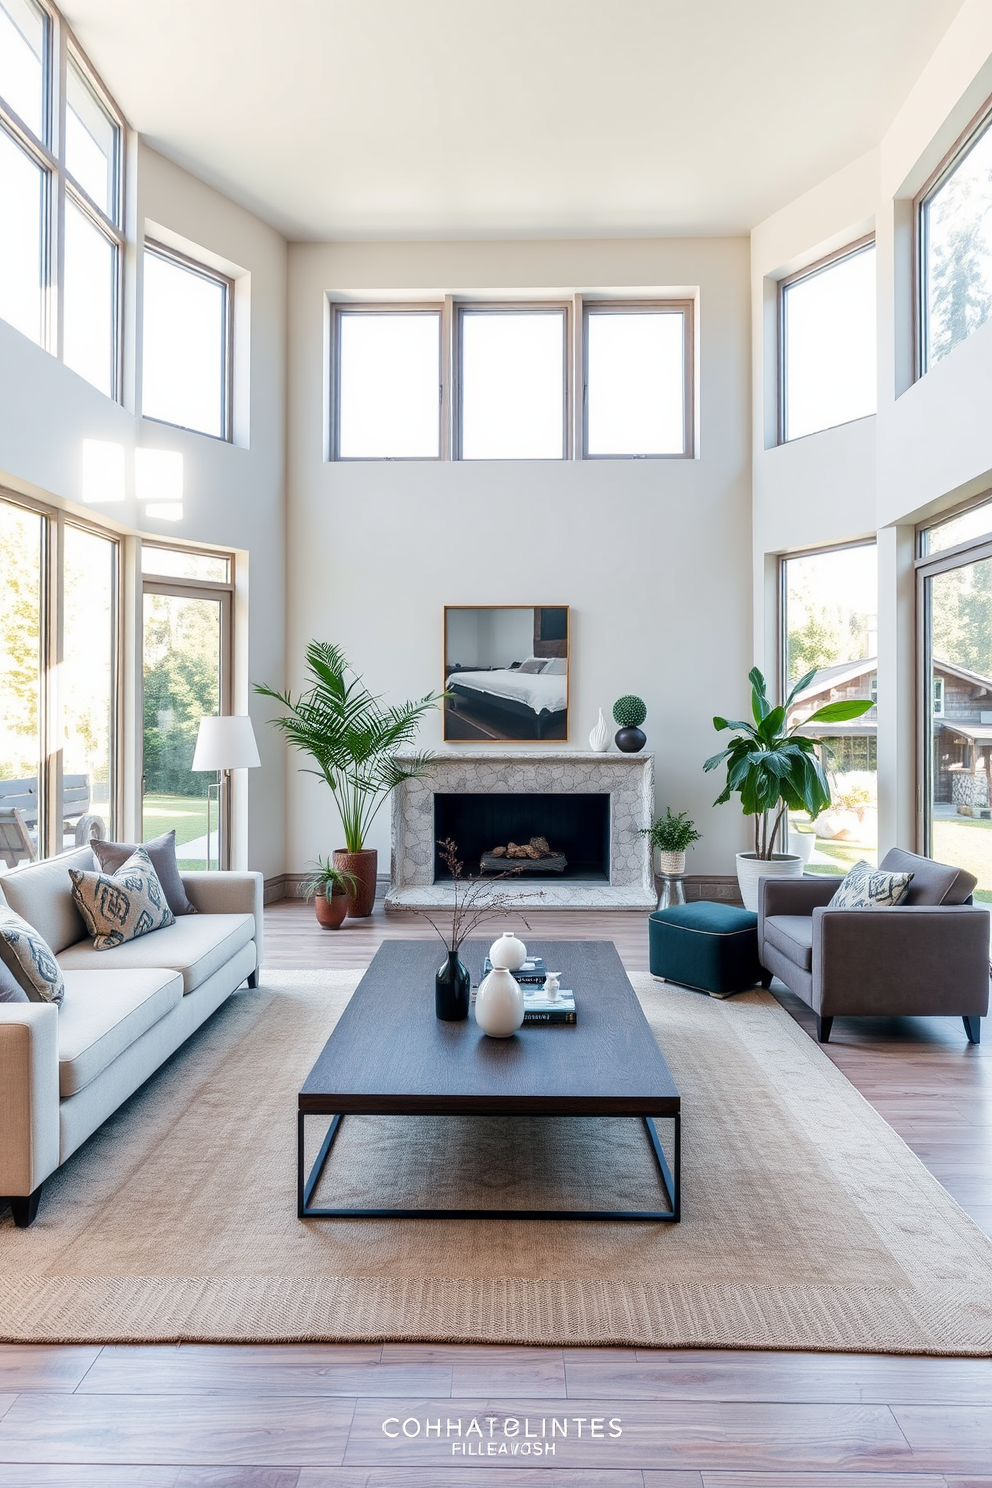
[191,715,261,771]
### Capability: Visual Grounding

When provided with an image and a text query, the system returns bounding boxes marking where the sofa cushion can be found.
[57,912,255,994]
[69,847,175,950]
[57,968,183,1097]
[0,847,93,954]
[93,830,197,918]
[0,906,66,1004]
[829,859,913,910]
[763,914,815,971]
[880,847,977,905]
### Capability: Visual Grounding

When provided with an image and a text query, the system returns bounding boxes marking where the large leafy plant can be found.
[704,667,872,860]
[256,641,443,853]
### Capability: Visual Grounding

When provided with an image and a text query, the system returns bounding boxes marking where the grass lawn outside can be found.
[142,792,216,870]
[933,815,992,903]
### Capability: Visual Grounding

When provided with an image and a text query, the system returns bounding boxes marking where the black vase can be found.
[435,949,471,1021]
[615,726,647,753]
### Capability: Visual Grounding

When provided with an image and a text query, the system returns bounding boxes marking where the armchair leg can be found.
[816,1016,833,1044]
[247,969,259,989]
[759,968,773,990]
[10,1184,43,1228]
[963,1015,982,1044]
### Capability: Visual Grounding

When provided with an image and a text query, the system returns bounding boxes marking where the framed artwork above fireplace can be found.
[443,605,569,742]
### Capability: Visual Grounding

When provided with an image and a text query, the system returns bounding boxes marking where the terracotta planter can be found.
[333,848,378,918]
[313,890,349,930]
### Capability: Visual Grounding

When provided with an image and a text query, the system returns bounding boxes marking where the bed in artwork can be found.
[445,663,567,740]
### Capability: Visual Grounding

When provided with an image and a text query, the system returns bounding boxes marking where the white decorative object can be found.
[489,930,527,970]
[543,971,561,1000]
[475,966,525,1037]
[735,851,804,913]
[657,850,686,877]
[588,709,610,752]
[790,828,815,865]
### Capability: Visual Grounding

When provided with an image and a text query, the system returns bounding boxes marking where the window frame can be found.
[0,1,125,397]
[454,300,571,462]
[581,298,694,460]
[329,302,444,462]
[777,234,876,446]
[915,94,992,380]
[142,239,234,442]
[0,486,123,861]
[777,536,877,707]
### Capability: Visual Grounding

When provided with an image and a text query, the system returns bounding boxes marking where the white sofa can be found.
[0,846,263,1228]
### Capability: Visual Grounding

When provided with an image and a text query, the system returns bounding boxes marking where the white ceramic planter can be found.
[790,829,815,865]
[475,967,525,1037]
[657,849,686,877]
[735,851,804,913]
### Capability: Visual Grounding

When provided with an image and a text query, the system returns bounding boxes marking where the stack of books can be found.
[476,956,577,1025]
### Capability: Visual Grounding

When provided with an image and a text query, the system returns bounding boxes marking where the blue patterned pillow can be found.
[828,859,914,909]
[0,907,65,1005]
[69,846,175,951]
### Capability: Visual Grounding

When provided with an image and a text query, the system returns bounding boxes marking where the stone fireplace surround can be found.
[387,750,656,909]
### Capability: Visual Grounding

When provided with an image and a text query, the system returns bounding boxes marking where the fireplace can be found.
[433,792,610,883]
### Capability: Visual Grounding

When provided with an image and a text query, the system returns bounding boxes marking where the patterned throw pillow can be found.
[69,846,175,951]
[828,859,914,909]
[0,907,65,1005]
[92,830,197,917]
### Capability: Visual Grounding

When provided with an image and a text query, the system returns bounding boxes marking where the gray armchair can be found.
[757,848,989,1044]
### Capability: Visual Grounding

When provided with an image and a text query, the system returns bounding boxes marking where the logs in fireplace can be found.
[480,836,567,874]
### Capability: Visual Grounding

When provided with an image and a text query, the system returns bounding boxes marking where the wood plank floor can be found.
[2,899,991,1485]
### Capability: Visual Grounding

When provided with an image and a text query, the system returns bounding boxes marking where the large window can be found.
[919,101,992,372]
[142,243,232,439]
[329,296,693,461]
[0,0,124,396]
[919,502,992,902]
[141,544,232,871]
[779,240,876,442]
[781,543,878,873]
[0,492,120,869]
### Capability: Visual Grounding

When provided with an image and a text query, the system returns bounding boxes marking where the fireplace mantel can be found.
[387,750,655,910]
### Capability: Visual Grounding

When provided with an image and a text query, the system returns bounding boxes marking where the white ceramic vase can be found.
[475,967,525,1038]
[735,851,804,913]
[588,708,611,752]
[489,930,527,970]
[657,849,686,877]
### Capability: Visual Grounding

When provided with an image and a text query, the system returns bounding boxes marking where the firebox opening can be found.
[433,792,610,883]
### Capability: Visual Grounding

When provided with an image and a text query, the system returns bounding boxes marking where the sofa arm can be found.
[0,1004,60,1199]
[813,903,991,1017]
[181,871,264,971]
[759,875,837,925]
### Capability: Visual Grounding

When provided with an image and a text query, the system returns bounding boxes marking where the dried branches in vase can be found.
[410,838,541,1023]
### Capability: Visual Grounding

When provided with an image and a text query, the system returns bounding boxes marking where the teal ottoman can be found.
[649,901,766,996]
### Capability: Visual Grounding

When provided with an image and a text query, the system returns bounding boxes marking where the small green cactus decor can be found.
[612,695,648,752]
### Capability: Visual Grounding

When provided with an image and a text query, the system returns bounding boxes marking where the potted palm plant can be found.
[704,667,872,911]
[298,858,359,930]
[256,641,443,918]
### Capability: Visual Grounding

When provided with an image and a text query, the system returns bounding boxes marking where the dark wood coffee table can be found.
[298,939,680,1221]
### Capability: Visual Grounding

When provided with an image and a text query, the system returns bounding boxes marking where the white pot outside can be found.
[790,829,815,864]
[657,849,686,877]
[735,851,804,913]
[475,967,525,1038]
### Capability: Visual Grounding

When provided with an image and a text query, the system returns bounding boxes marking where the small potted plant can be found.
[640,808,702,878]
[613,695,648,752]
[298,857,359,930]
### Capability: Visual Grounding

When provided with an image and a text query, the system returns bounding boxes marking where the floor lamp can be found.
[191,716,261,871]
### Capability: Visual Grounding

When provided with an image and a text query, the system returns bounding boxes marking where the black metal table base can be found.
[297,1111,680,1222]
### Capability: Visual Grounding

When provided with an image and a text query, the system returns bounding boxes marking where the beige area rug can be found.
[2,969,992,1352]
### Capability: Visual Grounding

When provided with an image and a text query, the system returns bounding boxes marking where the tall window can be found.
[329,296,693,461]
[919,501,992,903]
[781,543,878,873]
[142,244,232,439]
[0,493,120,869]
[584,303,689,457]
[141,544,232,871]
[919,101,992,371]
[780,240,876,442]
[0,0,124,395]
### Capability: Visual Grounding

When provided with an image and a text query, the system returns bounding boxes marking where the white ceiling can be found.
[63,0,965,242]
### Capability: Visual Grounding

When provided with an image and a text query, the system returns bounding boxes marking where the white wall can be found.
[0,145,287,878]
[285,237,753,876]
[750,0,992,857]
